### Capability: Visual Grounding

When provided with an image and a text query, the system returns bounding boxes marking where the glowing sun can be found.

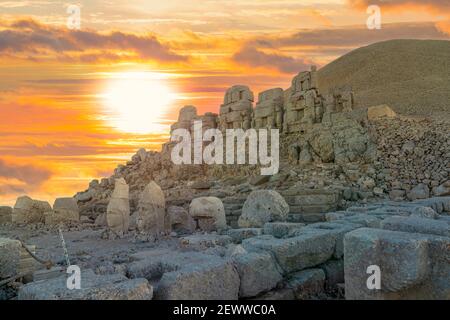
[102,72,175,134]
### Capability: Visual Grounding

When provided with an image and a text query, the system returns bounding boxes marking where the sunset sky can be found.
[0,0,449,206]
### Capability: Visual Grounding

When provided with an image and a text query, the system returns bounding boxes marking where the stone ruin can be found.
[1,65,449,301]
[219,85,254,131]
[254,88,284,130]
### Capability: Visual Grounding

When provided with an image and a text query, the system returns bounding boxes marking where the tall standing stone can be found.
[136,181,166,235]
[106,178,130,235]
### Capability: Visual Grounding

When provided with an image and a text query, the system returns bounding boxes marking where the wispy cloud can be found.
[0,159,52,185]
[233,46,313,73]
[0,18,187,62]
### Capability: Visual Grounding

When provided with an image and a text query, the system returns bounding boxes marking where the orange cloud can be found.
[0,18,187,63]
[232,46,314,73]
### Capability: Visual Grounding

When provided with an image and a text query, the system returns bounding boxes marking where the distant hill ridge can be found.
[317,39,450,117]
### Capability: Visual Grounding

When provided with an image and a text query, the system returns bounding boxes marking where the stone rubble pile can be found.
[372,116,450,201]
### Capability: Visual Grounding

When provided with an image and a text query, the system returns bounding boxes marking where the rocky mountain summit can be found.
[1,41,449,300]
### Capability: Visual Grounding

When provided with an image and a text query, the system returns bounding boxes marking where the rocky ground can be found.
[1,52,449,300]
[1,196,449,300]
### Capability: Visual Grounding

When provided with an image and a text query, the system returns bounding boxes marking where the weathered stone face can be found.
[238,190,289,228]
[12,196,51,224]
[136,181,166,235]
[189,197,227,231]
[106,178,130,235]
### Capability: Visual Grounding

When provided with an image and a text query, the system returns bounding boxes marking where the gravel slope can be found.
[317,39,450,118]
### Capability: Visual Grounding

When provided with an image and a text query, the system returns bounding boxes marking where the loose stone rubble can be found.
[0,64,449,300]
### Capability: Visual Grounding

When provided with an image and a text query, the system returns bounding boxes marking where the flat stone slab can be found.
[381,216,450,238]
[179,234,232,250]
[155,259,239,300]
[242,229,336,274]
[344,228,450,300]
[263,222,305,238]
[227,228,262,243]
[18,269,153,300]
[232,251,282,298]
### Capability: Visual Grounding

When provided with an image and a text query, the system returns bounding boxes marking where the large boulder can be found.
[432,180,450,197]
[106,178,130,235]
[344,228,450,299]
[136,181,166,235]
[238,190,289,228]
[189,197,227,231]
[155,259,239,300]
[45,197,79,225]
[407,184,430,201]
[166,206,195,234]
[242,229,336,274]
[232,251,282,298]
[12,196,51,224]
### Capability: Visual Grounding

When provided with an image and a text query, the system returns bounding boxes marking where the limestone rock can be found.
[242,229,336,274]
[232,251,282,298]
[263,222,305,238]
[136,181,166,235]
[407,184,430,201]
[12,196,51,224]
[238,190,289,228]
[166,206,194,233]
[411,206,439,219]
[227,228,262,243]
[286,268,326,299]
[381,216,450,238]
[432,180,450,197]
[179,234,232,250]
[189,197,227,231]
[344,228,433,299]
[155,259,240,300]
[18,269,153,300]
[106,178,130,235]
